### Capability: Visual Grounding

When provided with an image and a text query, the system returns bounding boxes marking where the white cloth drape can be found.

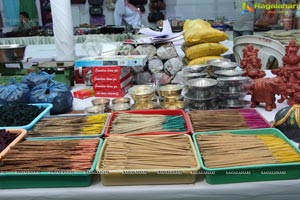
[50,0,75,61]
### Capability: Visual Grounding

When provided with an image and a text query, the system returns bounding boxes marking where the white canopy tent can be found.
[50,0,75,61]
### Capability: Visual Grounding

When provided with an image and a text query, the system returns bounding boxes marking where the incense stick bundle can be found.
[110,113,186,135]
[28,114,107,137]
[99,134,197,170]
[189,109,269,132]
[197,133,300,168]
[0,139,99,172]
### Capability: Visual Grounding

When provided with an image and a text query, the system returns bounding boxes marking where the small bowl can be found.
[214,69,244,77]
[128,85,155,103]
[128,85,155,96]
[218,91,248,99]
[160,101,185,109]
[85,105,105,114]
[186,78,218,91]
[158,84,184,97]
[184,98,218,110]
[111,103,130,111]
[128,85,155,95]
[182,64,210,73]
[183,88,217,100]
[219,99,250,108]
[131,102,157,110]
[182,72,208,82]
[210,60,238,71]
[218,85,249,93]
[206,58,231,65]
[217,76,252,86]
[112,97,131,104]
[92,98,110,107]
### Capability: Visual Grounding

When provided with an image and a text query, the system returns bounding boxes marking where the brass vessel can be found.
[158,84,184,109]
[128,85,156,110]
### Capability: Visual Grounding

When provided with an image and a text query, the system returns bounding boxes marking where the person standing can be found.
[114,0,142,26]
[233,0,255,39]
[13,11,34,32]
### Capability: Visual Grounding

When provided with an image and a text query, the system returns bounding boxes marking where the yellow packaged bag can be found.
[184,28,228,46]
[187,56,223,66]
[183,43,229,60]
[183,19,211,31]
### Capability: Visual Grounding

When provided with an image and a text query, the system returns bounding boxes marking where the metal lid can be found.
[214,69,244,77]
[186,78,218,88]
[0,44,26,49]
[182,64,209,73]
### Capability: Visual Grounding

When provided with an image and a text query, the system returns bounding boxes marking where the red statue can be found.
[283,40,300,67]
[247,40,300,110]
[247,77,281,111]
[270,40,300,106]
[240,44,266,79]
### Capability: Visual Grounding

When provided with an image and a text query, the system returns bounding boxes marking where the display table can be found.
[1,85,300,199]
[1,35,300,199]
[19,42,120,68]
[1,170,300,200]
[0,34,133,45]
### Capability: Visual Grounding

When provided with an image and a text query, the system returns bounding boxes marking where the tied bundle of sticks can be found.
[0,139,99,172]
[189,109,269,132]
[28,114,107,137]
[99,134,197,170]
[110,113,186,135]
[197,133,300,168]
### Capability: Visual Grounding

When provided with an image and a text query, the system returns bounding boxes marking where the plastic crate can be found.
[0,103,53,131]
[36,61,75,87]
[193,128,300,184]
[0,138,103,189]
[0,67,34,86]
[26,114,109,140]
[96,134,200,186]
[103,109,192,137]
[0,75,23,85]
[188,108,271,133]
[0,129,27,160]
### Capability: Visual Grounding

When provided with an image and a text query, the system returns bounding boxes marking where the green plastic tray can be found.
[0,138,103,189]
[193,128,300,184]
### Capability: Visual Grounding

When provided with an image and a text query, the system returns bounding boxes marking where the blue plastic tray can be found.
[0,103,53,131]
[0,137,103,189]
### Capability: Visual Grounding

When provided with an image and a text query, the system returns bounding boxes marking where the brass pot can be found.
[158,84,183,97]
[128,85,155,104]
[112,97,131,104]
[92,98,110,107]
[131,102,156,110]
[160,101,184,109]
